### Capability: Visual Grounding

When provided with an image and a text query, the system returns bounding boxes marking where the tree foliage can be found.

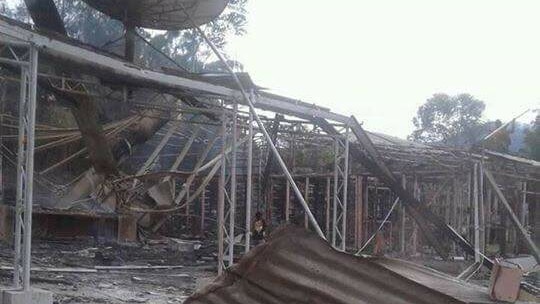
[3,0,248,72]
[410,93,487,147]
[523,114,540,160]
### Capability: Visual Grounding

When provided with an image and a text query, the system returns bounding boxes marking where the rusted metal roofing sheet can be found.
[186,226,510,304]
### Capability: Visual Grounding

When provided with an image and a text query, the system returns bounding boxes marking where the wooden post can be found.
[520,181,528,253]
[411,176,419,255]
[363,177,369,246]
[400,175,406,255]
[521,181,527,225]
[452,177,459,254]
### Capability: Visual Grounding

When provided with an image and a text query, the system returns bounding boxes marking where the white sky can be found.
[225,0,540,137]
[5,0,540,138]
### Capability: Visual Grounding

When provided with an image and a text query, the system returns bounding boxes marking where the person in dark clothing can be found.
[251,211,266,245]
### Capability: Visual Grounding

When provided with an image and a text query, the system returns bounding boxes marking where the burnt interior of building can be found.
[0,0,538,303]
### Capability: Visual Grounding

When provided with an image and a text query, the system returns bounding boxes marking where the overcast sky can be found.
[5,0,539,138]
[225,0,540,137]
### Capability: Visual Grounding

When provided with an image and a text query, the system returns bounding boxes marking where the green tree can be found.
[411,93,487,147]
[523,114,540,160]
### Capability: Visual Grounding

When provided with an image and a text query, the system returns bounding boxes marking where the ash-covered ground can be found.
[0,238,218,303]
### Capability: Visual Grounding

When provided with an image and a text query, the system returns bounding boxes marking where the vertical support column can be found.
[331,126,349,251]
[0,78,5,204]
[304,177,310,229]
[216,107,227,275]
[325,177,331,238]
[13,44,38,290]
[479,162,485,254]
[362,177,369,246]
[466,171,472,242]
[400,175,406,255]
[125,24,136,62]
[13,61,28,289]
[244,109,253,253]
[485,186,492,247]
[473,162,480,262]
[521,181,527,226]
[411,176,419,255]
[228,101,238,267]
[186,13,325,239]
[200,187,206,236]
[518,181,528,253]
[217,100,238,273]
[185,184,191,229]
[452,176,459,254]
[285,180,290,223]
[354,176,364,250]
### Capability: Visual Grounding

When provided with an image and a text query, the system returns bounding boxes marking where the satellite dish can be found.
[81,0,229,30]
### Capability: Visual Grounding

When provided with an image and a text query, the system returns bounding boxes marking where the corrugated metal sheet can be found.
[186,226,506,304]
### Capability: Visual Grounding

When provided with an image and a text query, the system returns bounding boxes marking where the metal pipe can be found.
[217,108,226,275]
[473,163,480,262]
[228,101,238,266]
[182,9,325,239]
[244,109,253,253]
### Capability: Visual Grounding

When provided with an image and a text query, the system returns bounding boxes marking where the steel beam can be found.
[10,43,38,290]
[217,103,239,273]
[332,127,349,251]
[0,17,350,124]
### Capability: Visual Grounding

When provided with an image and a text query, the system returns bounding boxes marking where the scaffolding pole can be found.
[473,163,480,262]
[217,101,239,273]
[244,107,253,253]
[10,43,38,290]
[332,127,349,251]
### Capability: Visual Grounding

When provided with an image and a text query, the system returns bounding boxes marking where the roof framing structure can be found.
[0,17,348,124]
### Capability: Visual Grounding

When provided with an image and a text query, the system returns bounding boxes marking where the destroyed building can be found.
[0,0,538,303]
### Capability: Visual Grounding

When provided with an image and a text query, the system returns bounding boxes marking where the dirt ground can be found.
[0,238,218,303]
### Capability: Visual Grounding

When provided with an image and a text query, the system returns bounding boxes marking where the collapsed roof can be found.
[186,226,525,304]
